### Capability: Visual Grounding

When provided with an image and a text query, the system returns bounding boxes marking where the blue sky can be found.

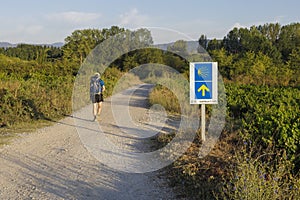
[1,0,299,44]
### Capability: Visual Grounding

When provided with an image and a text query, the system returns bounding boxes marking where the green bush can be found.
[0,75,73,127]
[226,84,300,162]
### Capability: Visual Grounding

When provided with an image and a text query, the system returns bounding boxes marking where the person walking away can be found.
[90,72,105,121]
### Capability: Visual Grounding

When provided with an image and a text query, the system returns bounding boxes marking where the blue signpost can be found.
[190,62,218,104]
[190,62,218,141]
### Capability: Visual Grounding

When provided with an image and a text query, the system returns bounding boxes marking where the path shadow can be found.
[0,149,172,199]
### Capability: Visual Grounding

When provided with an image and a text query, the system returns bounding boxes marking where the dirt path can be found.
[0,84,178,200]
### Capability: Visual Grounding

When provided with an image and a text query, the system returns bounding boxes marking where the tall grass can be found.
[149,85,180,114]
[217,144,300,200]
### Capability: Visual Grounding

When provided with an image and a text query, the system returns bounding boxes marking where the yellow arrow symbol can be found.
[197,84,210,96]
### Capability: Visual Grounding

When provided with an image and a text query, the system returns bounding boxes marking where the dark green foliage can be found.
[206,38,222,52]
[198,34,208,49]
[226,84,300,161]
[1,44,63,63]
[203,23,300,85]
[112,48,188,74]
[276,23,300,61]
[0,55,74,127]
[221,24,283,58]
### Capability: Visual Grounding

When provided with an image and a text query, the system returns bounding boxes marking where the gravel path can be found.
[0,84,178,200]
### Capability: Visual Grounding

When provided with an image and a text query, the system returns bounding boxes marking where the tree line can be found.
[1,23,299,87]
[0,44,62,64]
[199,22,300,86]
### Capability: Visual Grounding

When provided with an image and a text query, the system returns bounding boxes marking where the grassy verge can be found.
[149,83,300,199]
[149,84,180,114]
[217,142,300,199]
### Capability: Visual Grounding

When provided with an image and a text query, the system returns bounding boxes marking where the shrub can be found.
[226,84,300,163]
[217,143,300,200]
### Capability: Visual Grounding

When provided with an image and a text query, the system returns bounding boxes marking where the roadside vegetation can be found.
[0,23,299,199]
[150,23,300,199]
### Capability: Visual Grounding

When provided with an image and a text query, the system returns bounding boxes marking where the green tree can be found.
[277,23,300,61]
[121,54,139,71]
[47,47,63,62]
[207,38,222,52]
[239,26,281,61]
[198,34,208,50]
[223,27,242,54]
[62,29,104,65]
[223,25,282,62]
[36,47,50,64]
[257,23,281,44]
[167,40,188,57]
[163,51,188,72]
[102,26,125,40]
[2,45,63,63]
[210,48,233,79]
[287,47,300,86]
[231,51,255,82]
[250,52,273,86]
[136,48,163,64]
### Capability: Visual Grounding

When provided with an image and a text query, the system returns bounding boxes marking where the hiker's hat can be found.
[94,72,101,78]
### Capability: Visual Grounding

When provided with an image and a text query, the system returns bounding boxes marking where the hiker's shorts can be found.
[91,93,103,103]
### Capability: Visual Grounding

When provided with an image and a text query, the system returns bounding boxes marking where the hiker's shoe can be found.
[92,116,97,121]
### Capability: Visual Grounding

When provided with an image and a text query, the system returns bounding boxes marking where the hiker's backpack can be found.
[90,77,102,94]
